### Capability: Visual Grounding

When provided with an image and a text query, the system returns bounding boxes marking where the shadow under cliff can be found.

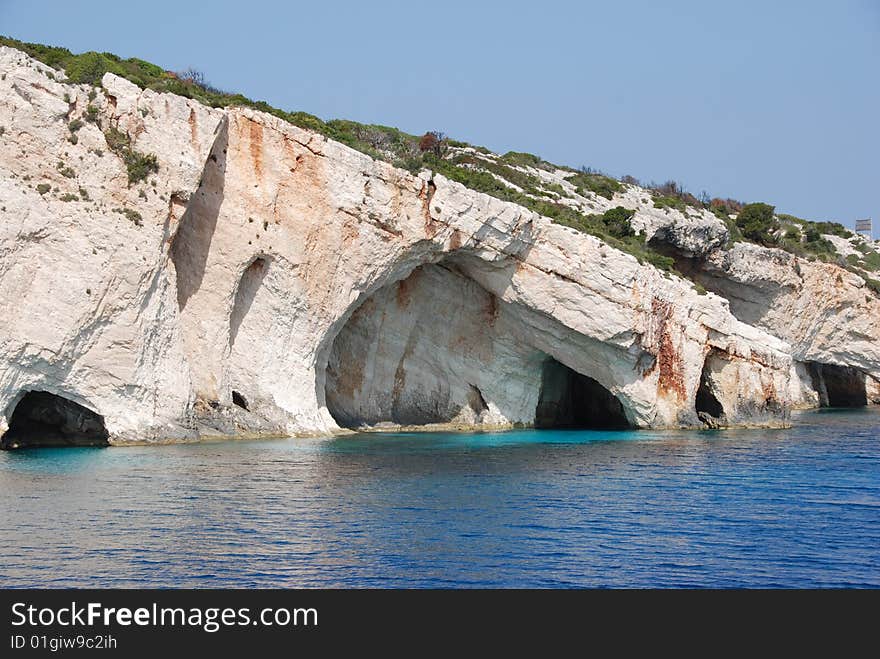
[170,117,229,311]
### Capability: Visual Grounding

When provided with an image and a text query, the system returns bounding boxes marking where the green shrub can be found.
[812,221,852,238]
[449,154,545,195]
[2,38,73,68]
[710,198,743,220]
[123,149,159,184]
[598,206,636,238]
[776,213,806,225]
[569,171,621,200]
[801,232,837,260]
[102,126,159,184]
[103,126,130,152]
[653,195,687,212]
[866,277,880,296]
[64,51,113,85]
[59,193,78,202]
[501,152,547,169]
[775,213,856,262]
[641,250,676,271]
[735,203,777,245]
[542,182,565,196]
[862,251,880,271]
[114,207,143,226]
[647,180,703,211]
[68,118,83,133]
[84,105,99,123]
[423,154,674,272]
[36,183,50,195]
[813,241,837,259]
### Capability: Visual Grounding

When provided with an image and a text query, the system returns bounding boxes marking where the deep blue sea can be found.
[1,408,878,588]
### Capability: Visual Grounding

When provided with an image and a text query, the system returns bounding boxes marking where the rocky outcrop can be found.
[696,243,880,369]
[0,46,873,445]
[0,48,222,443]
[684,242,880,408]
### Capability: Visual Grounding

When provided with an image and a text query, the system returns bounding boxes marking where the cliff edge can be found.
[1,45,877,446]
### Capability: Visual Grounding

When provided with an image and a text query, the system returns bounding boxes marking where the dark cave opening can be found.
[1,391,109,449]
[534,359,630,429]
[807,362,867,407]
[695,364,726,428]
[467,384,488,415]
[231,390,249,411]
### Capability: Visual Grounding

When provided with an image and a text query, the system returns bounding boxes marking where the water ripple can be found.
[0,408,878,588]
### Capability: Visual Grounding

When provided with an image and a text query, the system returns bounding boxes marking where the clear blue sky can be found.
[3,0,878,232]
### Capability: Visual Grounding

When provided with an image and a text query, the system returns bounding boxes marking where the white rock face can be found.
[697,242,880,376]
[0,47,223,442]
[822,233,859,258]
[326,263,546,429]
[1,46,873,445]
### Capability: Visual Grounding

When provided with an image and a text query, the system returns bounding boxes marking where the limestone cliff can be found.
[0,45,876,446]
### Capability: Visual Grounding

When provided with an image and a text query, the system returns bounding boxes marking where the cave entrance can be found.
[534,359,630,429]
[323,262,634,432]
[1,391,109,449]
[231,390,249,410]
[695,360,726,429]
[807,362,867,407]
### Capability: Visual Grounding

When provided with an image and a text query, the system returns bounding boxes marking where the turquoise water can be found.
[1,408,878,588]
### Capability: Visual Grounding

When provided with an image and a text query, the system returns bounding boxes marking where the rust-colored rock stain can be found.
[485,294,499,327]
[651,298,687,400]
[449,229,463,251]
[247,118,263,178]
[395,268,422,309]
[420,180,437,238]
[188,108,198,148]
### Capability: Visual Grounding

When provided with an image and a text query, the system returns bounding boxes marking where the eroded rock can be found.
[1,45,871,444]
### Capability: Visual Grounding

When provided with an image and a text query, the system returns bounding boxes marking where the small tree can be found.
[736,202,777,245]
[178,68,206,87]
[656,180,680,196]
[419,131,447,157]
[804,226,821,243]
[602,206,636,238]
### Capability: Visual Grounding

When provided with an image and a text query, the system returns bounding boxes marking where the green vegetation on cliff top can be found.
[2,35,876,289]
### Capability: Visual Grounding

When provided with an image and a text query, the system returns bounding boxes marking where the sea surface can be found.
[1,408,878,588]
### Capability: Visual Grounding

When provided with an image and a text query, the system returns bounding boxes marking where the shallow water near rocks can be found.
[1,408,878,588]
